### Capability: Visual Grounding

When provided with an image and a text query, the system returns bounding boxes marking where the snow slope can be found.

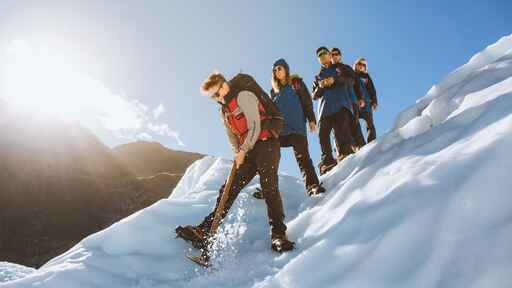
[0,263,34,284]
[3,35,512,288]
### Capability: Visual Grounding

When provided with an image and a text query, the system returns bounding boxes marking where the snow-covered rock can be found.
[3,35,512,288]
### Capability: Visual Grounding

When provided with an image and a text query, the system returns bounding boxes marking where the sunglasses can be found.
[273,66,285,72]
[357,63,367,67]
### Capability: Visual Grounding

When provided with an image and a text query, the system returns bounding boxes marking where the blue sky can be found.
[0,0,510,177]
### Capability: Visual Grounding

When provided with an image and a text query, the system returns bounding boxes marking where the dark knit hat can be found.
[273,58,289,73]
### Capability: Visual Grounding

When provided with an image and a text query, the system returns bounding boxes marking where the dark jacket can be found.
[355,71,377,106]
[312,64,355,119]
[271,75,316,136]
[355,77,372,113]
[334,63,364,103]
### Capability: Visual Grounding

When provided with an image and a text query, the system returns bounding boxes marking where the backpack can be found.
[229,73,284,136]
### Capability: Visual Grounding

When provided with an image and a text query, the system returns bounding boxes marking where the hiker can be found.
[353,57,378,143]
[330,47,366,151]
[269,58,325,196]
[176,72,294,253]
[312,47,365,175]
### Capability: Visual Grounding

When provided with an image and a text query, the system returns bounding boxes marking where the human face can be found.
[208,82,228,103]
[331,52,342,64]
[273,65,287,82]
[356,62,367,72]
[318,52,331,67]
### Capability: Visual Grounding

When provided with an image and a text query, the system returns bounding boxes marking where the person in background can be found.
[353,57,377,143]
[269,58,325,196]
[330,47,366,151]
[312,47,364,175]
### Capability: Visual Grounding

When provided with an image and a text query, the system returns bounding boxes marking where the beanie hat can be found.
[272,58,290,73]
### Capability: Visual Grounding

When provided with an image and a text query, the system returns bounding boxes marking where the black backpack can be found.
[229,73,284,136]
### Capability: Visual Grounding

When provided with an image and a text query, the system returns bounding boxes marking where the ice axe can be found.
[187,160,238,267]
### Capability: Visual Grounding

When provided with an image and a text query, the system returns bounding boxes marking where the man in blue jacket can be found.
[312,47,365,175]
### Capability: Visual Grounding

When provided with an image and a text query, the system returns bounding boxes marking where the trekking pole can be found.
[188,160,238,267]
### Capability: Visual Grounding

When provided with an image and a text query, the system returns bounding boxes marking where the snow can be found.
[0,263,35,284]
[3,35,512,287]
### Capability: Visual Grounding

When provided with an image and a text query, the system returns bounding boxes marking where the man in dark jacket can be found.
[312,47,365,175]
[176,72,294,253]
[270,58,325,195]
[330,47,366,150]
[353,57,378,143]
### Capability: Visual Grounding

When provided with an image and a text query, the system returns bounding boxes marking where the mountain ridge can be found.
[0,106,204,268]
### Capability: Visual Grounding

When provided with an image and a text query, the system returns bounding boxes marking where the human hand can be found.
[308,121,317,133]
[234,150,246,168]
[326,77,335,87]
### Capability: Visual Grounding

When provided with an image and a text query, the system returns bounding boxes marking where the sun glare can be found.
[1,40,181,145]
[2,41,114,122]
[1,39,151,136]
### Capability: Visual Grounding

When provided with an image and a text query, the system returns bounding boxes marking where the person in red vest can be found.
[176,72,294,253]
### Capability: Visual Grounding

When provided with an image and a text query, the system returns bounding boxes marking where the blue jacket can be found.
[312,64,354,120]
[271,80,311,136]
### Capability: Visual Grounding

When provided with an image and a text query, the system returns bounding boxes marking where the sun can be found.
[0,40,176,144]
[1,40,114,122]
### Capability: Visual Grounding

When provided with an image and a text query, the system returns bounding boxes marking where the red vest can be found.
[223,96,273,144]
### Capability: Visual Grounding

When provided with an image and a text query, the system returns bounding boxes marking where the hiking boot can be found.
[337,154,349,163]
[175,225,206,249]
[271,235,295,253]
[319,162,336,175]
[252,188,264,200]
[307,184,326,196]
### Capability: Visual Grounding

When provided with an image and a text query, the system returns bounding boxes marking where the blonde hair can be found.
[201,72,226,94]
[353,58,368,72]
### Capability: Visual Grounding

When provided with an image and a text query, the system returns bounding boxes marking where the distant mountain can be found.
[0,105,203,268]
[112,141,204,203]
[113,141,204,177]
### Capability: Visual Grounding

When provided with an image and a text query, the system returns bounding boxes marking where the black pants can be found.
[353,111,376,144]
[352,104,366,148]
[198,138,287,238]
[361,111,376,142]
[318,108,354,166]
[280,133,320,191]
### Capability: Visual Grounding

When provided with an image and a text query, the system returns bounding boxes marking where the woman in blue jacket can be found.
[269,58,325,196]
